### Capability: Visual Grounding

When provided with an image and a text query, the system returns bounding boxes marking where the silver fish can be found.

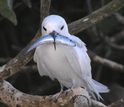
[27,34,76,52]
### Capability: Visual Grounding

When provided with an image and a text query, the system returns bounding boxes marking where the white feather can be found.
[33,15,109,100]
[92,79,110,93]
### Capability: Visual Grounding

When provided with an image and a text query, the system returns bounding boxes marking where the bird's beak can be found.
[49,31,58,50]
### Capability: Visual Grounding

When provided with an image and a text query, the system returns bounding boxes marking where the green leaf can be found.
[0,0,17,25]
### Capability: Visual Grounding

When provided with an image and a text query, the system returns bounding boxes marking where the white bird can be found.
[31,15,109,100]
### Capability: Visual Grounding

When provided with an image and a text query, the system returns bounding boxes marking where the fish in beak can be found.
[49,31,58,50]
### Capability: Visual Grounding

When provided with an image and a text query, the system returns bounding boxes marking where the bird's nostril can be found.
[49,31,59,36]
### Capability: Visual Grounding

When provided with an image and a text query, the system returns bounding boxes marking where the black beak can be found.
[49,31,58,50]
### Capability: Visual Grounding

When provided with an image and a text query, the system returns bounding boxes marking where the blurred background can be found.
[0,0,124,106]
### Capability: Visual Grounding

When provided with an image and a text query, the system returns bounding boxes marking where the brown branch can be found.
[115,13,124,24]
[68,0,124,34]
[88,50,124,72]
[0,0,51,80]
[105,36,124,52]
[98,31,124,52]
[108,99,124,107]
[0,79,124,107]
[0,80,106,107]
[40,0,51,22]
[110,30,124,42]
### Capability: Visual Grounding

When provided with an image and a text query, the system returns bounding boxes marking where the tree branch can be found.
[0,0,51,80]
[40,0,51,22]
[115,13,124,24]
[68,0,124,34]
[108,99,124,107]
[0,80,106,107]
[88,50,124,72]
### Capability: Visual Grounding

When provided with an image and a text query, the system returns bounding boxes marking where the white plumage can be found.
[33,15,109,100]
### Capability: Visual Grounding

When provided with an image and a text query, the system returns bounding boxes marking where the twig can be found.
[88,50,124,72]
[108,99,124,107]
[110,30,124,42]
[40,0,51,22]
[100,32,124,52]
[39,0,51,35]
[0,0,51,80]
[95,48,111,81]
[115,13,124,24]
[68,0,124,34]
[89,31,124,72]
[86,0,93,12]
[106,39,124,52]
[101,0,105,6]
[86,0,99,41]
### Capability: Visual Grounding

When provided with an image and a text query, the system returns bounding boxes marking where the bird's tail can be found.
[87,79,109,100]
[92,79,110,93]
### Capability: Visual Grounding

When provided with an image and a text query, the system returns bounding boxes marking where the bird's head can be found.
[41,15,69,36]
[41,15,70,49]
[27,15,75,52]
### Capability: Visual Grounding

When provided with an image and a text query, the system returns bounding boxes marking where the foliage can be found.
[0,0,31,25]
[0,0,17,25]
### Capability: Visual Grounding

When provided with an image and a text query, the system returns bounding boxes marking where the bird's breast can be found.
[34,42,92,88]
[34,43,80,86]
[37,43,74,60]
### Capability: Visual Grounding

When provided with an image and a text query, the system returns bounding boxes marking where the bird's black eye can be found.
[43,26,47,31]
[60,25,64,30]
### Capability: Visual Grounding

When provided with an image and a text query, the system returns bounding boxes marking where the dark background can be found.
[0,0,124,106]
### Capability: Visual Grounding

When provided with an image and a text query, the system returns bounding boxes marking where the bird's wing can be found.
[66,35,101,98]
[68,35,109,100]
[68,35,92,80]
